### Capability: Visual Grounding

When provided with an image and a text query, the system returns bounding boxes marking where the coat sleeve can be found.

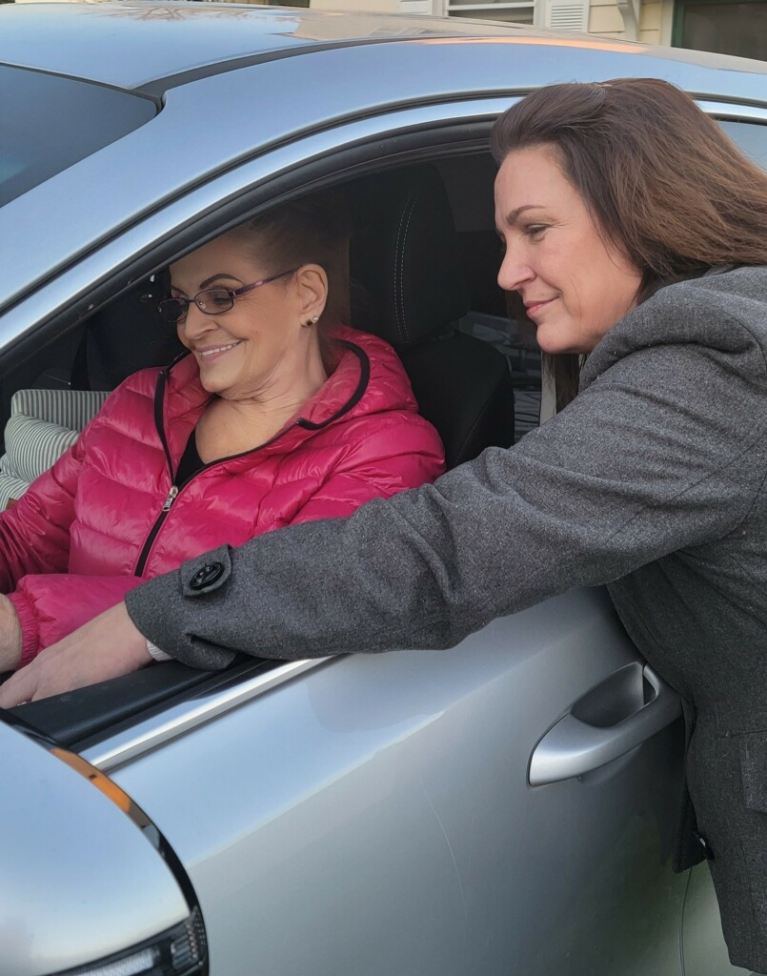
[0,435,87,593]
[287,414,446,526]
[125,312,767,669]
[9,574,145,666]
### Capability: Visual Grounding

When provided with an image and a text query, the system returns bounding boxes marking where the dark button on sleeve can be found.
[182,545,232,598]
[190,562,224,591]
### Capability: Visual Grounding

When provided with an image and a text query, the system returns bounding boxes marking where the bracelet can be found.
[146,639,172,663]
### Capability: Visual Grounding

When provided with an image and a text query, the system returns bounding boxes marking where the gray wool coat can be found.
[127,265,767,972]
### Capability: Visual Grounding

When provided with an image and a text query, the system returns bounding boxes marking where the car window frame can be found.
[0,104,507,758]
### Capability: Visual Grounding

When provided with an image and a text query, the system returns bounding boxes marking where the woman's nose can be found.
[180,303,214,340]
[497,248,535,293]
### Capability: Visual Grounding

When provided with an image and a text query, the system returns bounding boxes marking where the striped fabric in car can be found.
[0,389,109,507]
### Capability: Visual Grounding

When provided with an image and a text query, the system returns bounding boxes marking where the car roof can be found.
[0,0,556,91]
[2,0,767,314]
[3,0,767,94]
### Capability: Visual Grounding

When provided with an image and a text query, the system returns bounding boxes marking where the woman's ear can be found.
[294,264,328,325]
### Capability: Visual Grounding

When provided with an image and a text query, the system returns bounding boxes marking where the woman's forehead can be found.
[170,232,263,286]
[494,146,575,220]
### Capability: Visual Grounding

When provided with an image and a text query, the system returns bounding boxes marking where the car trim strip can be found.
[0,58,163,108]
[82,657,330,772]
[135,35,484,98]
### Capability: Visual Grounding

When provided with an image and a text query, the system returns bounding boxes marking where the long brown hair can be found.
[491,79,767,406]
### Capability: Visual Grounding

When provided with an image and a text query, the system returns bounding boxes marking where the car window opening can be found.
[0,150,542,747]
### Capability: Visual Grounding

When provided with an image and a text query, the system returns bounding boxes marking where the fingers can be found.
[0,661,39,708]
[0,604,153,708]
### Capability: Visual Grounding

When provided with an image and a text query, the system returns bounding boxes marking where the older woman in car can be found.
[0,191,444,669]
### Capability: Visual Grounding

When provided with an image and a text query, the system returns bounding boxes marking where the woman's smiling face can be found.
[494,144,643,355]
[170,232,323,401]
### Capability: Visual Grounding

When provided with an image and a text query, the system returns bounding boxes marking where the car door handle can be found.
[528,663,680,786]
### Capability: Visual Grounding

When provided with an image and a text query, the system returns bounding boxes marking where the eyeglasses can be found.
[157,268,298,324]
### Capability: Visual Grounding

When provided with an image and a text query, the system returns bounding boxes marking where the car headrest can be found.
[350,165,469,348]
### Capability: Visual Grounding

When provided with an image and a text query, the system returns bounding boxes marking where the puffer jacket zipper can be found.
[133,340,370,577]
[134,369,176,576]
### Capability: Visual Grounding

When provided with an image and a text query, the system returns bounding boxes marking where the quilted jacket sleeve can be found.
[8,574,145,666]
[0,435,86,593]
[289,414,446,526]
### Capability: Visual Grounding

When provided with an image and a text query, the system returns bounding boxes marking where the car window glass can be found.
[0,65,156,206]
[720,119,767,170]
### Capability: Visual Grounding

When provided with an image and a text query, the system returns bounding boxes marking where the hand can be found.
[0,594,22,671]
[0,602,152,707]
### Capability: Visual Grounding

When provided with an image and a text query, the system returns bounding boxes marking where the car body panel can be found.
[0,722,189,976]
[107,590,689,975]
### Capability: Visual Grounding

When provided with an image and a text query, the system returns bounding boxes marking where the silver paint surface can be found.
[0,722,188,976]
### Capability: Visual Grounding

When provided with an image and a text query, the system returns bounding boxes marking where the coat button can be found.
[694,831,714,860]
[189,561,225,591]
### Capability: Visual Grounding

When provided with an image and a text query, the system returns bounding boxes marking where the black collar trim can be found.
[298,340,370,431]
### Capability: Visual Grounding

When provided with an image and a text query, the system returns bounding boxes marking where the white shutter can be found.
[400,0,442,13]
[544,0,589,30]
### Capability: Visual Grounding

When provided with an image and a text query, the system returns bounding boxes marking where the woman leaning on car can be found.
[4,78,767,973]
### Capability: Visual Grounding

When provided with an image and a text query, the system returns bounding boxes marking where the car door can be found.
[81,587,683,976]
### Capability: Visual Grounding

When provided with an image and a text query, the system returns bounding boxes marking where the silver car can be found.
[1,4,766,974]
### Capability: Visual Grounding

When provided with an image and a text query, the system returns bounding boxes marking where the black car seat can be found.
[350,165,515,469]
[71,271,183,391]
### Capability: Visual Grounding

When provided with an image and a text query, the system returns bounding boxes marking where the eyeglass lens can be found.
[158,286,234,324]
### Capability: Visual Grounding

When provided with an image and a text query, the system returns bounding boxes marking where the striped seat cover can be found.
[0,389,109,507]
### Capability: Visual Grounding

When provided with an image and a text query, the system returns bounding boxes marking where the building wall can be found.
[310,0,674,47]
[587,0,670,42]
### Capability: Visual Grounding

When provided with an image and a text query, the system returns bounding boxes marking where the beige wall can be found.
[587,0,665,42]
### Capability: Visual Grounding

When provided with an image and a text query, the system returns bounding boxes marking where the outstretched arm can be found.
[122,328,767,669]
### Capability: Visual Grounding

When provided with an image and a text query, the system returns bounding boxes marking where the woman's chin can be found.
[537,336,576,356]
[197,370,229,395]
[536,327,589,356]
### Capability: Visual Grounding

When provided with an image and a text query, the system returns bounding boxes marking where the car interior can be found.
[0,150,543,750]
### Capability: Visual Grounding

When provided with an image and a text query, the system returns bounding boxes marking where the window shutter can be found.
[400,0,441,13]
[544,0,589,30]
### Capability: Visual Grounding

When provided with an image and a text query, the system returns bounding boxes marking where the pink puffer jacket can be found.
[1,327,445,664]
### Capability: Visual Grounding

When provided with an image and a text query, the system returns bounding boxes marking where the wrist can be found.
[146,640,172,663]
[107,602,154,669]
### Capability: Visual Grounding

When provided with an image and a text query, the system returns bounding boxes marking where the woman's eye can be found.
[204,289,233,309]
[525,224,548,240]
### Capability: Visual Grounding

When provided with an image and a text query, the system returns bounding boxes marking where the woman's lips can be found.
[524,298,555,319]
[195,340,243,363]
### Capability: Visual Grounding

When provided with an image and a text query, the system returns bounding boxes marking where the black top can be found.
[176,430,204,485]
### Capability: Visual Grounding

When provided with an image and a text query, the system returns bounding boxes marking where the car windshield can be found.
[0,64,156,207]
